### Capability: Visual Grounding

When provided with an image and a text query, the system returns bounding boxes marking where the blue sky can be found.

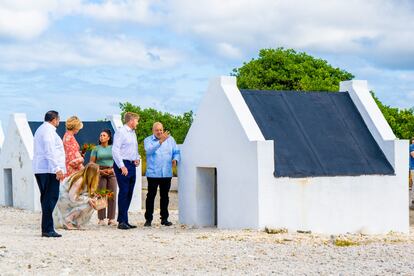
[0,0,413,129]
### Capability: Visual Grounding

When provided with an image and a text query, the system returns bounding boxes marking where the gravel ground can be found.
[1,200,414,275]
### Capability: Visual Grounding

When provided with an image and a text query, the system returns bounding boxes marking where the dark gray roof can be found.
[29,121,115,163]
[240,89,394,177]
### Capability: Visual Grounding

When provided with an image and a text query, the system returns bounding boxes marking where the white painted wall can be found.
[0,114,40,211]
[180,76,264,229]
[181,76,409,234]
[259,139,409,234]
[107,114,142,212]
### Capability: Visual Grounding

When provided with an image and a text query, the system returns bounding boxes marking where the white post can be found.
[340,80,397,168]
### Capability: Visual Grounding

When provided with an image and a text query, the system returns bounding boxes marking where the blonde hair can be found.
[66,116,83,131]
[124,112,139,124]
[67,163,100,196]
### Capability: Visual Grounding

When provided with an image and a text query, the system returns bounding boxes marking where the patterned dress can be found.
[63,132,84,178]
[53,177,95,229]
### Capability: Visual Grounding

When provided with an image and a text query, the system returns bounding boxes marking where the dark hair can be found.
[99,129,113,145]
[411,137,414,144]
[44,110,59,122]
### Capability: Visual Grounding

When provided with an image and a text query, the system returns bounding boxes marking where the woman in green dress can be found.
[90,129,118,226]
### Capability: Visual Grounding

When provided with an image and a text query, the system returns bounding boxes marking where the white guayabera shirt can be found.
[32,122,66,174]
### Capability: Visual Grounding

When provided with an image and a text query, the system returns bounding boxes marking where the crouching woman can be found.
[53,163,100,230]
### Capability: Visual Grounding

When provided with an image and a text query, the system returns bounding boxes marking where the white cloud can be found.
[0,35,182,70]
[79,0,162,24]
[0,0,162,40]
[0,1,51,40]
[164,0,414,69]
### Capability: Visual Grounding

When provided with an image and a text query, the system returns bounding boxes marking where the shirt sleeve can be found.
[112,130,125,168]
[44,132,63,173]
[144,137,161,155]
[171,137,180,162]
[90,148,97,158]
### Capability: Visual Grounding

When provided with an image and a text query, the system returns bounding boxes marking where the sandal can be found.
[108,219,118,226]
[98,219,107,226]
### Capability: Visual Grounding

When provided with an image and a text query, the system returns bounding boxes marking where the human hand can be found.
[56,170,64,181]
[159,131,170,144]
[100,169,108,176]
[172,160,177,168]
[88,198,97,208]
[121,166,128,176]
[134,160,140,167]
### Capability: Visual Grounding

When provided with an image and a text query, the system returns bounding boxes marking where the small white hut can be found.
[0,114,142,212]
[179,76,408,234]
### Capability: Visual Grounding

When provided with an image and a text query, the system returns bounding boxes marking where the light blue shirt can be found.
[112,125,140,168]
[144,134,180,178]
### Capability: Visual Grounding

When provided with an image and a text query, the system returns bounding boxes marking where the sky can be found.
[0,0,414,130]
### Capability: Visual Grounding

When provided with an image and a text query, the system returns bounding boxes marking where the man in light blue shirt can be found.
[144,122,180,227]
[112,112,140,230]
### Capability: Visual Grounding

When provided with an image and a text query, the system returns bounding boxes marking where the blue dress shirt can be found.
[144,134,180,178]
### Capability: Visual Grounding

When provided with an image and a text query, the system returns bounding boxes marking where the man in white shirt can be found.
[112,112,140,230]
[33,111,66,238]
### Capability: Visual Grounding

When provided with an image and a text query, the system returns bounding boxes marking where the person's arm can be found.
[144,137,161,155]
[90,149,97,163]
[112,130,125,168]
[171,137,180,162]
[411,151,414,159]
[68,179,89,203]
[65,136,84,168]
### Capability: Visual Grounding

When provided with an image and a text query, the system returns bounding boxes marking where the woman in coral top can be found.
[63,116,84,178]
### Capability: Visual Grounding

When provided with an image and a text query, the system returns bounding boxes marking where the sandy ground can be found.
[1,193,414,275]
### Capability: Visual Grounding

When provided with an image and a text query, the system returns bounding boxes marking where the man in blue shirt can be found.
[144,122,180,227]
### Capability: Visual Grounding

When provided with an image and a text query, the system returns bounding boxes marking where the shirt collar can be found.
[151,134,159,141]
[44,121,56,130]
[124,125,134,132]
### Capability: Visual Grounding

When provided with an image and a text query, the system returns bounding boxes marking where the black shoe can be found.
[42,231,62,238]
[161,220,172,226]
[144,221,152,227]
[126,223,137,229]
[117,222,131,230]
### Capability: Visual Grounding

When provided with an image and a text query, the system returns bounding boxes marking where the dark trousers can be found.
[145,177,172,222]
[35,173,60,233]
[114,161,136,224]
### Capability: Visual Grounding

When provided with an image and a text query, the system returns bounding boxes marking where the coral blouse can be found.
[63,132,84,177]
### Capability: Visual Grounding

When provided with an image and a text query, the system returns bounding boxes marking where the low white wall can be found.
[259,139,409,234]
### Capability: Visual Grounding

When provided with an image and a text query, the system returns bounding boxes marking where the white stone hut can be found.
[179,76,408,234]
